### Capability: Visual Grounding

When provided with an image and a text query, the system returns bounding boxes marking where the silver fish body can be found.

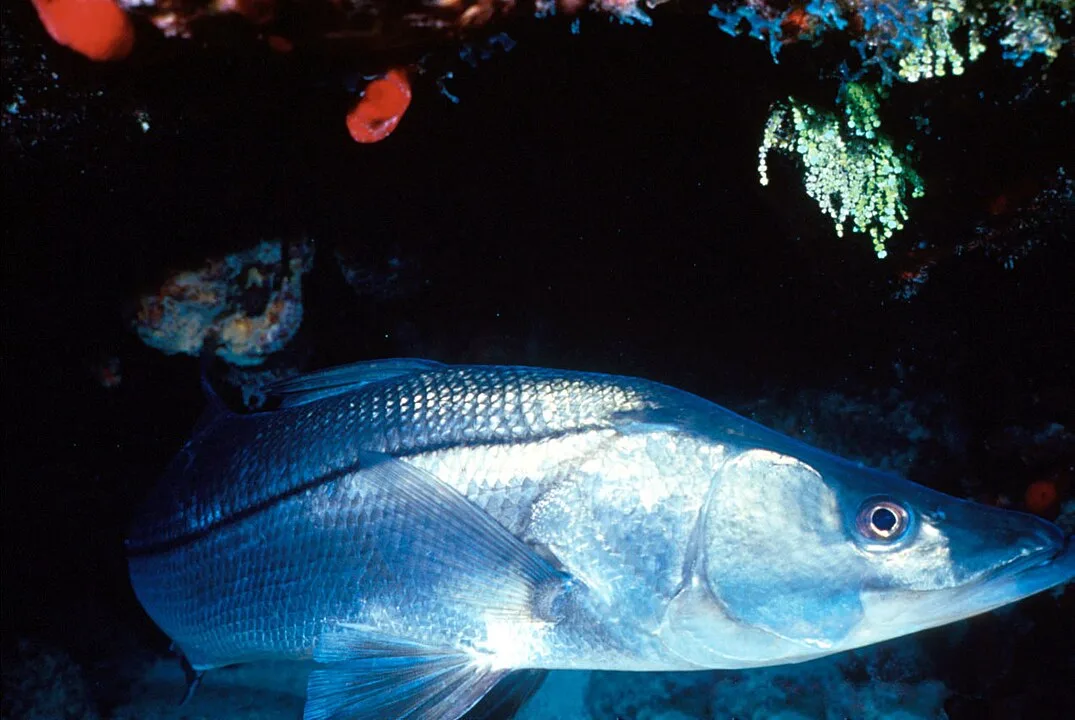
[127,360,1075,719]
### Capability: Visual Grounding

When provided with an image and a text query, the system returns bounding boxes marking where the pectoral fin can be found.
[357,452,573,619]
[304,456,570,719]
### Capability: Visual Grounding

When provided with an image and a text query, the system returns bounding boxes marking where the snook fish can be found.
[127,360,1075,719]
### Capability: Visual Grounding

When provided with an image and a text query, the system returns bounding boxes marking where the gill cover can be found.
[663,450,871,666]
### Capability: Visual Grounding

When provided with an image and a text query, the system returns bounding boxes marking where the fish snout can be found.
[1001,513,1068,575]
[959,504,1074,595]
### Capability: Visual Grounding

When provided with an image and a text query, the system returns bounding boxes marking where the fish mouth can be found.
[853,525,1074,646]
[982,520,1071,586]
[1029,529,1069,568]
[938,527,1074,620]
[985,528,1068,581]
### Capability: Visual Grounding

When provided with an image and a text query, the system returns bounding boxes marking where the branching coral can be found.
[998,1,1069,67]
[712,0,1072,82]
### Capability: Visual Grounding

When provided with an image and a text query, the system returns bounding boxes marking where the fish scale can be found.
[127,365,652,555]
[128,364,676,673]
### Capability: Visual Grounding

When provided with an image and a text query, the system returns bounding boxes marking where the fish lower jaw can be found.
[846,551,1075,652]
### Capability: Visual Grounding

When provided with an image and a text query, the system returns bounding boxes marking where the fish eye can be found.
[856,498,911,543]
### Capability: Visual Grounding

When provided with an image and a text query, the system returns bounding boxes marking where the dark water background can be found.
[3,2,1074,717]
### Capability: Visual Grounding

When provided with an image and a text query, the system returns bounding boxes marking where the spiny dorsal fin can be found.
[193,340,235,431]
[267,358,446,408]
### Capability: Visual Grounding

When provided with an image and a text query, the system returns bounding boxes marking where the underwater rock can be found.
[577,636,946,720]
[741,387,951,476]
[586,669,711,719]
[111,657,307,719]
[134,238,312,366]
[1,640,101,720]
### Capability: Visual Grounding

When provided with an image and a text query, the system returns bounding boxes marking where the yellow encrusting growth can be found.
[758,83,925,259]
[895,1,969,82]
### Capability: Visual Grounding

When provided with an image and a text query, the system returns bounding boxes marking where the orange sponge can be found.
[32,0,134,62]
[346,69,412,144]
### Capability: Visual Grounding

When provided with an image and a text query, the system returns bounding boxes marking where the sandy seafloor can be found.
[9,601,1072,720]
[107,646,951,720]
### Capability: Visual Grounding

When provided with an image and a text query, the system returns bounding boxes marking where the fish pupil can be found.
[871,506,898,533]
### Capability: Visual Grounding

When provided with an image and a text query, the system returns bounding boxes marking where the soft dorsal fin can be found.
[266,358,446,408]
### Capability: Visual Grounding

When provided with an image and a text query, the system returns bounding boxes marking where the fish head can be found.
[659,447,1073,669]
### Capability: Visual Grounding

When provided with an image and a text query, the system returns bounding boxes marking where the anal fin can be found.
[177,651,204,707]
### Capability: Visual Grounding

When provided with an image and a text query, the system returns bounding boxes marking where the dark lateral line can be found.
[126,460,366,558]
[125,426,611,559]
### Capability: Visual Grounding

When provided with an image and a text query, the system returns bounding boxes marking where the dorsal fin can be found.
[266,358,446,408]
[193,344,234,432]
